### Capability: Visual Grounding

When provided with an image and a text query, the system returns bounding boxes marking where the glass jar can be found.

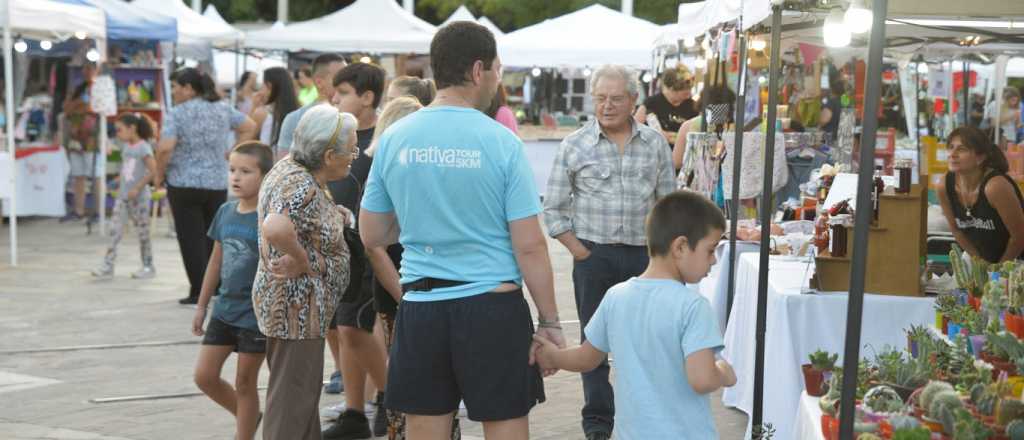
[895,159,913,194]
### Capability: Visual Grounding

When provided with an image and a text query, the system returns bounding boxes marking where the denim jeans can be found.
[571,239,648,436]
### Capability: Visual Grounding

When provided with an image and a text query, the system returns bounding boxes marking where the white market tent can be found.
[499,4,662,69]
[440,5,505,36]
[1,0,107,265]
[202,4,286,88]
[243,0,436,53]
[478,16,504,36]
[132,0,243,49]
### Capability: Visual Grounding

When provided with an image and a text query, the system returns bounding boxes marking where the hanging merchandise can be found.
[897,61,918,145]
[834,108,856,169]
[679,132,723,201]
[721,131,789,200]
[928,65,949,98]
[90,74,117,117]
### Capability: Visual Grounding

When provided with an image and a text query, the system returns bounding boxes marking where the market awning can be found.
[0,0,106,42]
[57,0,176,42]
[132,0,243,47]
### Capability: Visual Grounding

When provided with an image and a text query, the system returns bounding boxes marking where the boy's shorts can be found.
[333,257,375,332]
[384,289,545,422]
[202,318,267,354]
[372,244,403,319]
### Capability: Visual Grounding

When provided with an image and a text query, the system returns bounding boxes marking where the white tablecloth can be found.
[0,146,67,217]
[721,253,935,440]
[699,241,763,334]
[794,392,826,440]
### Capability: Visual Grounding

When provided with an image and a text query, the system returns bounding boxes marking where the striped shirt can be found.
[543,120,675,246]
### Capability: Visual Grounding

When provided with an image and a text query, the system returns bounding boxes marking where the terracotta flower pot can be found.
[981,351,1018,377]
[920,416,944,433]
[802,364,826,397]
[1008,312,1024,339]
[820,414,835,440]
[969,295,982,311]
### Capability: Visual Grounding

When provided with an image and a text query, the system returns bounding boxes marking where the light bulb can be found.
[642,72,653,83]
[13,40,27,53]
[40,40,52,51]
[86,49,100,62]
[359,56,371,63]
[916,63,929,74]
[683,36,696,48]
[844,0,873,34]
[758,76,767,85]
[75,31,87,40]
[823,9,852,48]
[750,38,767,51]
[531,67,541,77]
[582,67,592,77]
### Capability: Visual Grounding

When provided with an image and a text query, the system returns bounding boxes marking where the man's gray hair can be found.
[290,104,358,171]
[589,65,640,98]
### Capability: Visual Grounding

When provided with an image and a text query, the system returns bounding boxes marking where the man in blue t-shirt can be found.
[359,21,565,439]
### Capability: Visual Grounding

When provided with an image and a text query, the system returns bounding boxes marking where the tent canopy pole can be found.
[4,17,18,266]
[752,3,782,435]
[727,26,749,327]
[838,0,889,438]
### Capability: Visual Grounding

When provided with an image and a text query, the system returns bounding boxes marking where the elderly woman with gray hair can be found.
[251,104,358,439]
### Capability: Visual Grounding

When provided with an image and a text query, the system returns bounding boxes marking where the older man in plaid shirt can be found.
[542,64,676,440]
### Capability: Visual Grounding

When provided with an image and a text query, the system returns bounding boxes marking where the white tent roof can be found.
[132,0,242,46]
[439,6,505,36]
[243,0,436,53]
[0,0,106,41]
[440,5,475,27]
[500,4,662,68]
[478,16,504,36]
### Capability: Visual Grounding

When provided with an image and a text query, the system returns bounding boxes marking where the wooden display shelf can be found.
[814,181,928,296]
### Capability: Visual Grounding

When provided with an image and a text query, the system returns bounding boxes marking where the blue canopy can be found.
[57,0,177,42]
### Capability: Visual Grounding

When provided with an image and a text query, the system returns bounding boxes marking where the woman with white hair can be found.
[251,104,358,439]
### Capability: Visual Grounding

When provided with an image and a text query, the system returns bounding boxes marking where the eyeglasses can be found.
[592,94,629,106]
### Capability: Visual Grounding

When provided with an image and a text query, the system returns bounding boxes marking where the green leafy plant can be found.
[998,398,1024,426]
[935,293,959,317]
[751,423,775,440]
[809,350,839,371]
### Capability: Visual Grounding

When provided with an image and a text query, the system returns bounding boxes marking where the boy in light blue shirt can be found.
[534,191,737,439]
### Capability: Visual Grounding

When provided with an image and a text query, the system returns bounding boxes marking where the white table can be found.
[794,392,826,440]
[721,253,935,440]
[0,145,68,217]
[698,241,762,334]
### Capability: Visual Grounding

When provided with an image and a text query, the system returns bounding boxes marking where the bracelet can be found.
[538,322,562,330]
[538,316,560,326]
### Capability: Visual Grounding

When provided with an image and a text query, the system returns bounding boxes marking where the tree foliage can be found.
[203,0,684,31]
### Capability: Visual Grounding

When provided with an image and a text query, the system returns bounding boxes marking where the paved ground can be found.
[0,216,747,439]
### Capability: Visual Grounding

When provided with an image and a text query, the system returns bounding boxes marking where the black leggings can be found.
[167,185,226,299]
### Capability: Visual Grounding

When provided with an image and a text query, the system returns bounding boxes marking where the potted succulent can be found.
[985,332,1024,377]
[862,385,904,422]
[1006,419,1024,440]
[926,390,964,435]
[803,349,838,397]
[935,294,958,335]
[873,346,928,402]
[917,380,954,419]
[1009,267,1024,339]
[953,407,993,439]
[890,427,930,440]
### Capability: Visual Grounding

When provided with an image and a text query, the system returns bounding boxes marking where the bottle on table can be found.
[872,166,884,223]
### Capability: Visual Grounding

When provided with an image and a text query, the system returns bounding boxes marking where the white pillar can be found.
[3,18,18,266]
[278,0,288,24]
[621,0,634,16]
[191,0,201,13]
[403,0,414,14]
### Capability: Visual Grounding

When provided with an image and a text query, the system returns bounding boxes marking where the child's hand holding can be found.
[192,308,206,337]
[530,334,558,372]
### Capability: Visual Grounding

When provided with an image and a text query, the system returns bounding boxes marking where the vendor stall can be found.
[0,0,107,265]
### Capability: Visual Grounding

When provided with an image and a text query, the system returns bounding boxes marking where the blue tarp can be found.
[57,0,177,42]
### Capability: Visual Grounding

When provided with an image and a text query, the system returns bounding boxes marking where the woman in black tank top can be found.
[938,127,1024,263]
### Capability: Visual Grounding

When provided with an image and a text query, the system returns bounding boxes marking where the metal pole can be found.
[231,41,240,108]
[915,63,921,168]
[727,26,748,326]
[277,0,288,24]
[4,17,18,266]
[962,62,969,127]
[838,0,888,438]
[403,0,414,14]
[190,0,201,13]
[752,4,781,435]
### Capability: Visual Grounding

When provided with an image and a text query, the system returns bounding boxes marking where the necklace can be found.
[956,175,982,218]
[433,93,475,109]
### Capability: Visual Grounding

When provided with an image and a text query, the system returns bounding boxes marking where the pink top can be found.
[494,106,519,135]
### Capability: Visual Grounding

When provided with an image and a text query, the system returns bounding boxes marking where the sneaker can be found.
[322,409,371,440]
[59,213,82,223]
[458,400,467,417]
[91,266,114,280]
[372,392,387,437]
[324,371,344,394]
[131,266,156,279]
[320,402,347,420]
[178,296,198,305]
[322,401,374,421]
